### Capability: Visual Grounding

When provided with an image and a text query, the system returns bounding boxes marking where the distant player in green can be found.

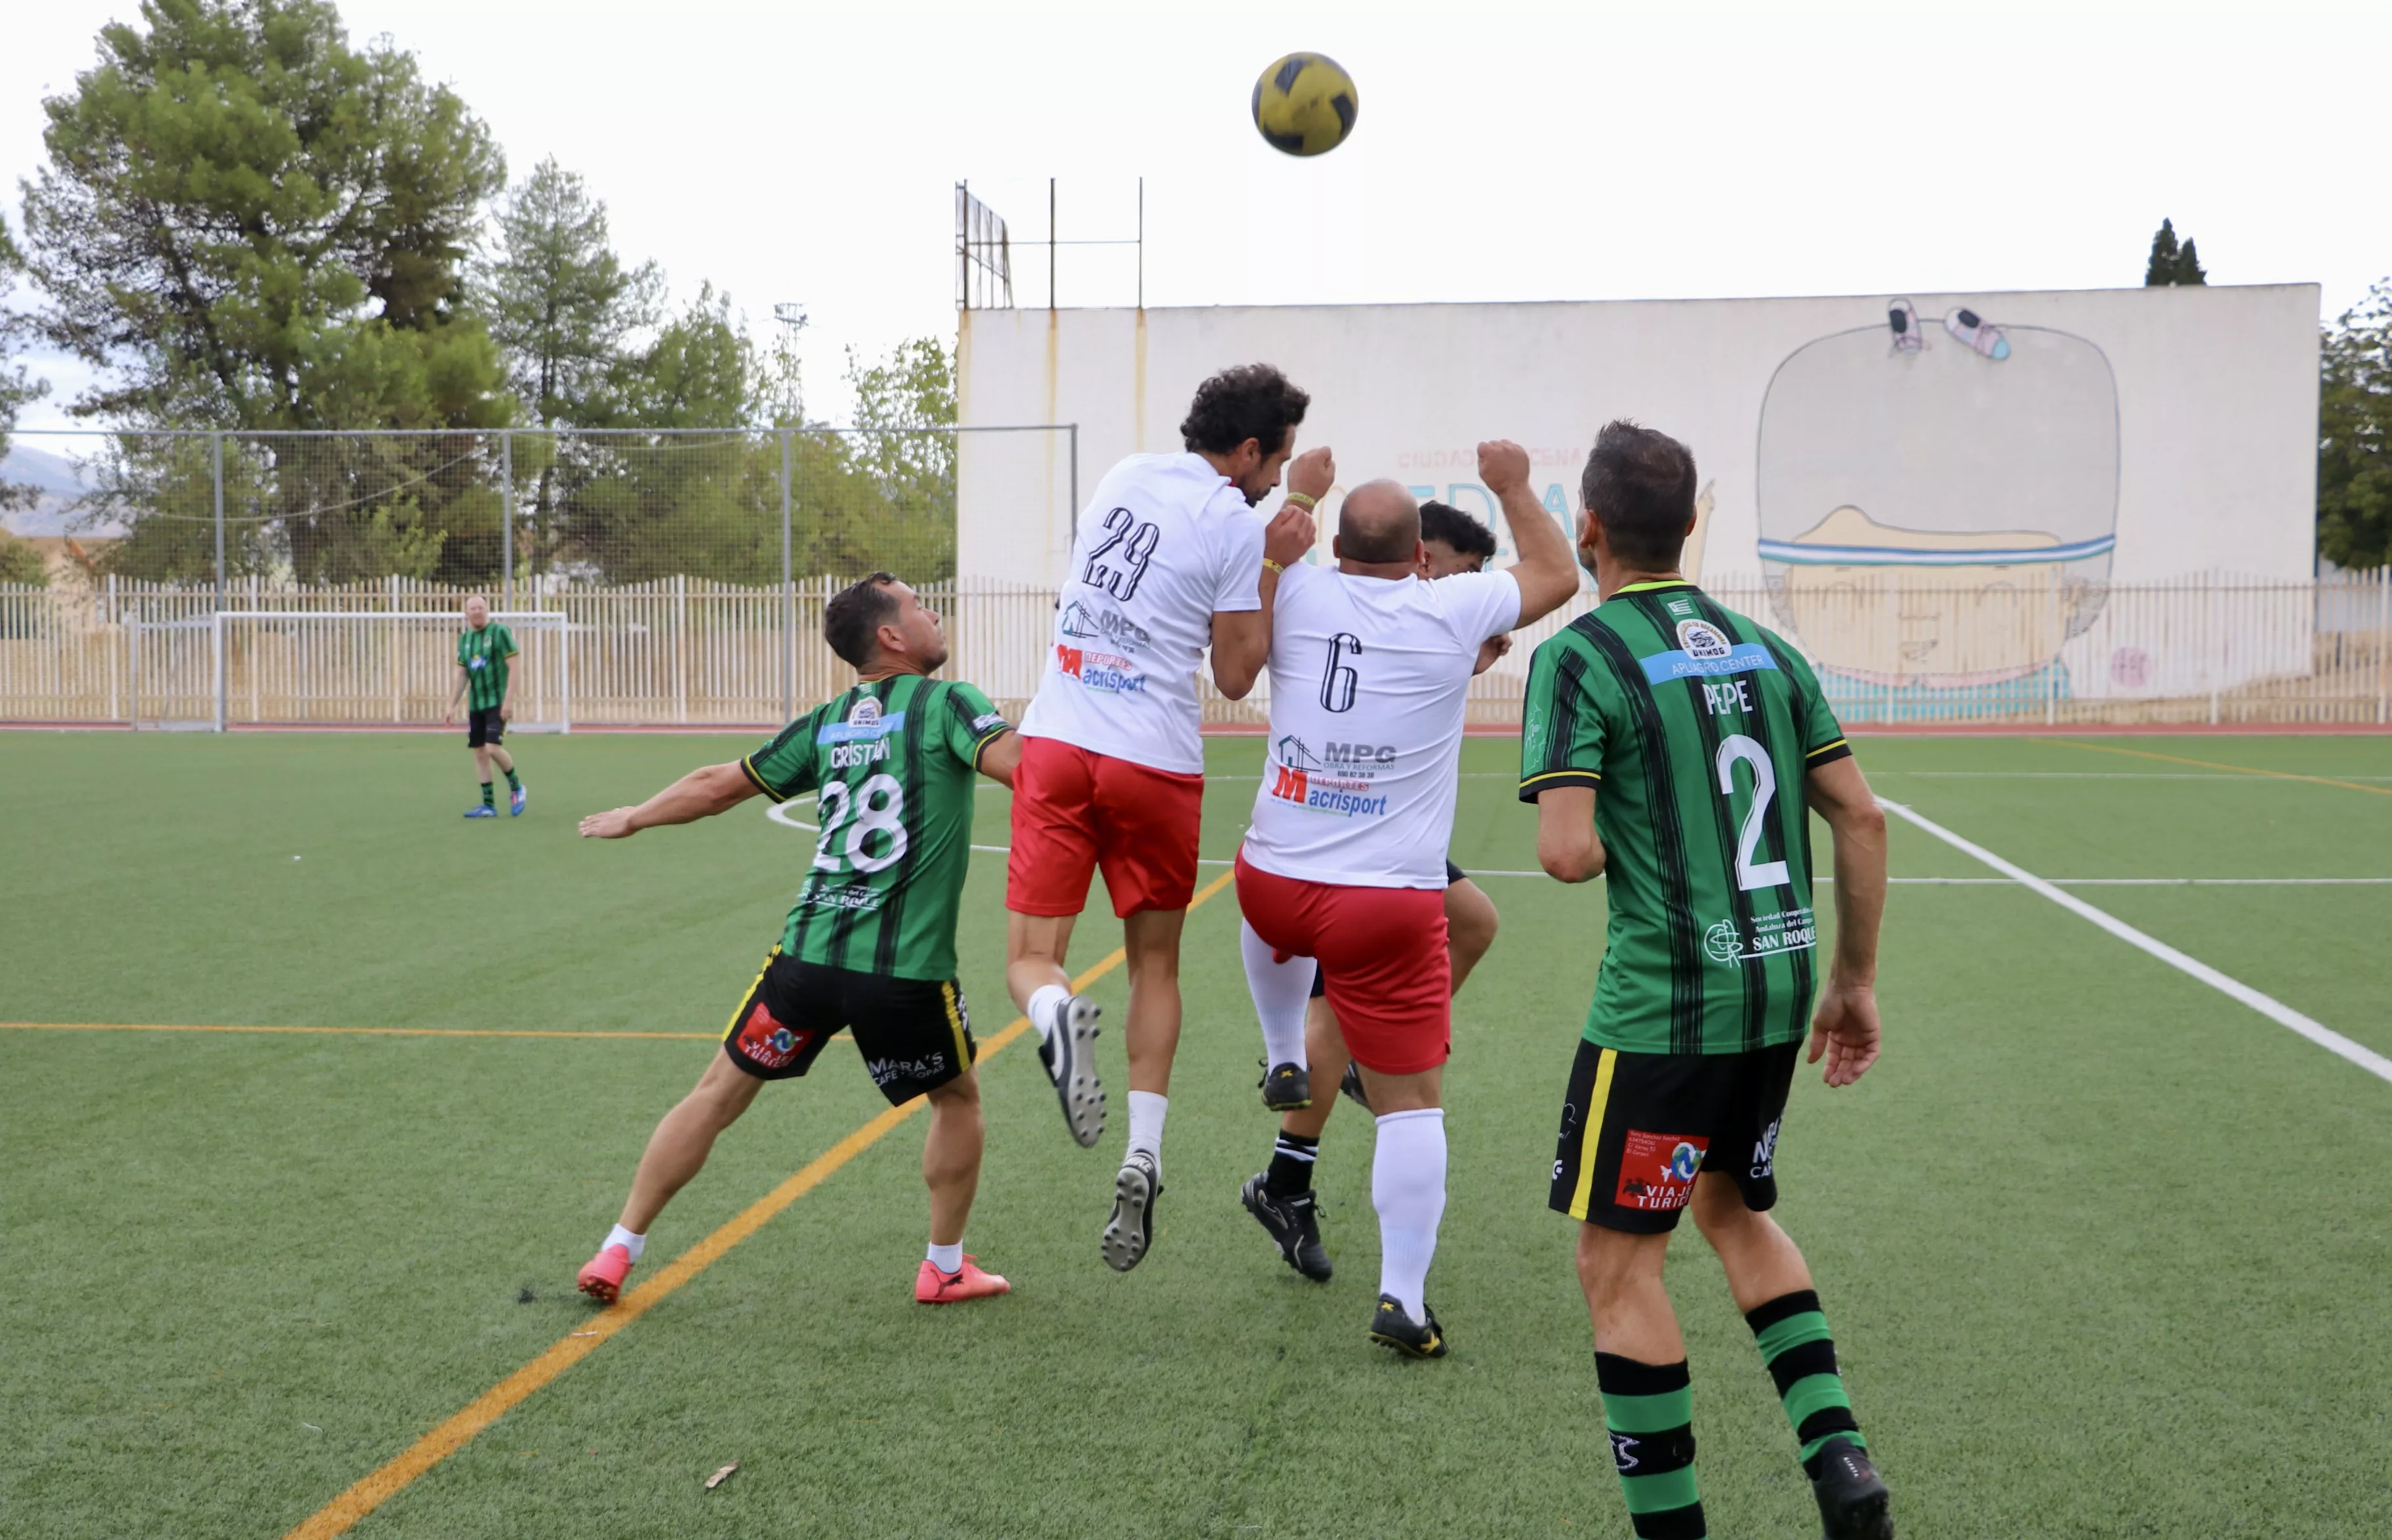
[573,573,1026,1307]
[443,595,525,817]
[1522,421,1895,1540]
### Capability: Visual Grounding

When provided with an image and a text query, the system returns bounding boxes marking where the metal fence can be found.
[3,569,2389,731]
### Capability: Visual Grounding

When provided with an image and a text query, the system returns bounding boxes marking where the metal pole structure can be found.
[1137,176,1144,310]
[780,429,794,723]
[500,431,514,612]
[1068,424,1080,543]
[1049,176,1057,310]
[212,432,226,727]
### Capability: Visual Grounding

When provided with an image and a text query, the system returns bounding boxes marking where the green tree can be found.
[2144,218,2207,286]
[2318,280,2392,569]
[0,214,51,520]
[839,336,956,580]
[476,157,661,428]
[19,0,512,582]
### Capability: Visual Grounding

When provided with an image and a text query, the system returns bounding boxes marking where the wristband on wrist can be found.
[1261,557,1285,575]
[1284,491,1318,510]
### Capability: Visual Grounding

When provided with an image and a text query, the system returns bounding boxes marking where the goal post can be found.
[208,611,571,733]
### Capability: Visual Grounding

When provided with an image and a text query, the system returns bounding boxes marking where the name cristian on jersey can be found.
[1639,615,1781,683]
[1265,733,1394,818]
[817,697,908,769]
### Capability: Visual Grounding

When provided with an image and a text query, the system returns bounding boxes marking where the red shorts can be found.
[1234,852,1451,1076]
[1007,737,1205,918]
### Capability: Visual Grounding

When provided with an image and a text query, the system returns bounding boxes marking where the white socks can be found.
[1127,1090,1167,1176]
[1028,984,1070,1044]
[927,1240,963,1274]
[1371,1108,1448,1320]
[605,1223,647,1263]
[1239,919,1312,1071]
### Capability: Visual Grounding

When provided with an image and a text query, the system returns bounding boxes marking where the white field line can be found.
[1878,798,2392,1087]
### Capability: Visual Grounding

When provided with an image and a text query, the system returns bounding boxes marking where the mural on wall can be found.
[1754,301,2120,693]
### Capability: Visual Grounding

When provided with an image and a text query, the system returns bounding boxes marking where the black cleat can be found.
[1240,1173,1331,1282]
[1259,1060,1311,1112]
[1338,1059,1371,1112]
[1367,1293,1447,1358]
[1035,993,1105,1148]
[1101,1150,1161,1272]
[1810,1438,1893,1540]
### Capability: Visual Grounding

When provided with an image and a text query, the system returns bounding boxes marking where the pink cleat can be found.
[915,1255,1011,1304]
[577,1243,634,1305]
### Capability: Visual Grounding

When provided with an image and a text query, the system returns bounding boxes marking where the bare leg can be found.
[1122,907,1186,1095]
[1689,1171,1814,1311]
[472,744,494,784]
[1576,1221,1684,1364]
[1444,878,1499,990]
[489,745,516,776]
[1354,1062,1443,1115]
[617,1052,765,1234]
[922,1071,984,1247]
[1005,910,1077,1014]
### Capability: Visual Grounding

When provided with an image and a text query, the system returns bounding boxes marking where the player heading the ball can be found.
[1006,362,1328,1274]
[575,574,1026,1309]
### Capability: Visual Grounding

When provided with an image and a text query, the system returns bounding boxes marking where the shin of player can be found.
[1528,422,1895,1540]
[1235,443,1579,1350]
[575,574,1027,1308]
[444,594,525,817]
[1003,363,1326,1273]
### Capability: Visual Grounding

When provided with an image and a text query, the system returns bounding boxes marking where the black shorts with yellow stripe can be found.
[1549,1038,1798,1234]
[721,948,976,1106]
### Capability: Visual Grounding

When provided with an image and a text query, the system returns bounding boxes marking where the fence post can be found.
[500,430,514,613]
[2378,565,2389,727]
[213,432,227,728]
[780,429,794,723]
[107,573,119,723]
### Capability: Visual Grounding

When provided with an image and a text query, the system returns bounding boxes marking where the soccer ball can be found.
[1251,52,1359,157]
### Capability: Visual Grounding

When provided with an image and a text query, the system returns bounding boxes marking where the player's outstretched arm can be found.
[1804,755,1888,1087]
[975,730,1024,788]
[1481,439,1579,628]
[579,761,760,839]
[1211,447,1331,699]
[1534,786,1606,883]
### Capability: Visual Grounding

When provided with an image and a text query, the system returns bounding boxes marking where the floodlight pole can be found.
[1137,177,1144,310]
[500,431,514,611]
[1049,177,1057,311]
[780,429,794,723]
[213,431,226,729]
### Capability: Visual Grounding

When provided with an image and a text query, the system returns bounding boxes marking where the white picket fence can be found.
[2,571,2388,729]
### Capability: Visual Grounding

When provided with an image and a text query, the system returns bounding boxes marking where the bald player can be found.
[1232,443,1579,1354]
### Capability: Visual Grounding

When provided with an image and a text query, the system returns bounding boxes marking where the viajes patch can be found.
[1615,1129,1708,1211]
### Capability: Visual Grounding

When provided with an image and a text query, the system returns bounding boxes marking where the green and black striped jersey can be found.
[456,622,517,711]
[1519,580,1850,1056]
[742,674,1013,981]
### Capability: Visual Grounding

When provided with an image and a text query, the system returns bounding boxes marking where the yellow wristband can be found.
[1262,557,1285,575]
[1284,491,1318,510]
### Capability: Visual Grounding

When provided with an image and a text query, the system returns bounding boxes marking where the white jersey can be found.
[1019,453,1267,775]
[1242,564,1522,889]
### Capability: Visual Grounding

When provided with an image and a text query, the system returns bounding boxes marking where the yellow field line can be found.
[2043,739,2392,797]
[0,1022,718,1042]
[281,868,1237,1540]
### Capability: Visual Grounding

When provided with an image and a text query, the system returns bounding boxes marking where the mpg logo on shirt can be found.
[1266,735,1390,818]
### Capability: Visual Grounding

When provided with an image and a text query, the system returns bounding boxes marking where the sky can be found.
[4,0,2388,434]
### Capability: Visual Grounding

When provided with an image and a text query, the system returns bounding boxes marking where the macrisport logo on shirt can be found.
[1265,736,1390,818]
[1638,618,1781,683]
[1057,643,1147,695]
[817,697,906,768]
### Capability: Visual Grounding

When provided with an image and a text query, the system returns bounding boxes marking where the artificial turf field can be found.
[4,729,2389,1539]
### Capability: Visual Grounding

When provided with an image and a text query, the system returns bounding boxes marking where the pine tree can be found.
[2318,281,2392,569]
[476,158,662,430]
[2145,219,2208,286]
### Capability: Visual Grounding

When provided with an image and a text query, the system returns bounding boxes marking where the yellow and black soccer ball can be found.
[1251,52,1359,157]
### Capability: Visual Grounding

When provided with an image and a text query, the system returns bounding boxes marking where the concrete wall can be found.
[958,285,2321,699]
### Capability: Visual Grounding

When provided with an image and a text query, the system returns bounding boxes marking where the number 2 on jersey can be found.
[1081,506,1160,601]
[1713,735,1791,891]
[812,774,910,876]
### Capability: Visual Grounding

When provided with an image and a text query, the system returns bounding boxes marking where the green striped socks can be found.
[479,781,495,808]
[1745,1288,1865,1476]
[1594,1353,1706,1540]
